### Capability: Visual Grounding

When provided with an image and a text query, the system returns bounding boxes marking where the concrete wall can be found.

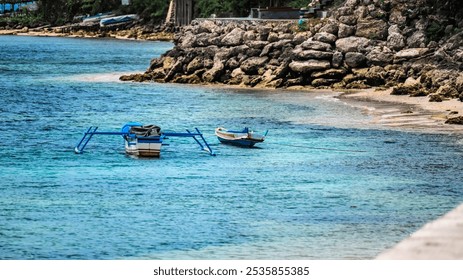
[175,0,194,26]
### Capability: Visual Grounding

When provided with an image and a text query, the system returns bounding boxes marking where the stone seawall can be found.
[121,0,463,105]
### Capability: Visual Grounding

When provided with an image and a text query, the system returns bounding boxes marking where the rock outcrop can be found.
[121,0,463,103]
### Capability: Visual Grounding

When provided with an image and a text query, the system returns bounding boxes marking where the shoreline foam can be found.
[339,88,463,134]
[77,71,463,134]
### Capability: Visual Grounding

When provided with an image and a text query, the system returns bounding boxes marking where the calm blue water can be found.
[1,36,463,260]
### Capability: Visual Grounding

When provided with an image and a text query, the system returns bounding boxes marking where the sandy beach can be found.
[340,88,463,134]
[0,28,173,41]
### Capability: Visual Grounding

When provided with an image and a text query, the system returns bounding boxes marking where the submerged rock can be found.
[391,84,428,97]
[445,116,463,125]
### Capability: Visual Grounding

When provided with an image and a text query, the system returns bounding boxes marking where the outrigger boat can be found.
[75,122,215,157]
[215,127,268,147]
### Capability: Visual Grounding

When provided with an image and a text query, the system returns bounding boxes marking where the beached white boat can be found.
[215,127,268,147]
[100,14,138,27]
[82,12,115,23]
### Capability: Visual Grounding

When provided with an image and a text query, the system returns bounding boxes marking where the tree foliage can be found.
[33,0,313,24]
[24,0,463,26]
[194,1,313,18]
[129,0,169,21]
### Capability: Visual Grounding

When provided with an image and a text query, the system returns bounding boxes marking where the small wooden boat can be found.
[215,127,268,147]
[75,122,214,157]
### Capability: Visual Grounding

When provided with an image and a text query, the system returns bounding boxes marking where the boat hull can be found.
[215,127,265,148]
[217,136,261,147]
[124,137,162,157]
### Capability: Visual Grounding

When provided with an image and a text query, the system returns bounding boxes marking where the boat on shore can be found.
[99,14,138,27]
[215,127,268,147]
[75,122,215,157]
[82,12,115,23]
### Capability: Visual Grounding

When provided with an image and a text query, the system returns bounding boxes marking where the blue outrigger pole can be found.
[163,128,215,156]
[74,124,215,156]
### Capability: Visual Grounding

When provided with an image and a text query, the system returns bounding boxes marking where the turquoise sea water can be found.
[1,36,463,260]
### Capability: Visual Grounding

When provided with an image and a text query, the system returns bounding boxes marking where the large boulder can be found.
[289,60,331,73]
[301,39,333,51]
[293,49,333,60]
[220,28,245,46]
[336,36,371,53]
[364,66,387,86]
[196,20,219,33]
[345,52,367,68]
[293,32,309,44]
[319,21,339,35]
[243,30,257,42]
[394,48,430,61]
[164,59,185,82]
[389,8,407,26]
[387,32,406,51]
[354,5,368,19]
[355,19,388,40]
[312,68,347,80]
[366,47,393,66]
[260,39,293,56]
[332,51,344,68]
[344,0,359,7]
[407,30,427,48]
[313,32,337,44]
[240,57,269,74]
[202,59,224,82]
[171,73,202,84]
[435,85,460,99]
[445,116,463,125]
[339,15,357,26]
[267,32,279,42]
[186,57,205,73]
[455,73,463,93]
[246,40,268,49]
[338,23,356,38]
[337,6,354,17]
[179,33,196,48]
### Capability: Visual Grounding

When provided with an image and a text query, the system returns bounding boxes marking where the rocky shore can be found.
[120,0,463,124]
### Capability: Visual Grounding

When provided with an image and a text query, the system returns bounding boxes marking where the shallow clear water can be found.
[1,36,463,260]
